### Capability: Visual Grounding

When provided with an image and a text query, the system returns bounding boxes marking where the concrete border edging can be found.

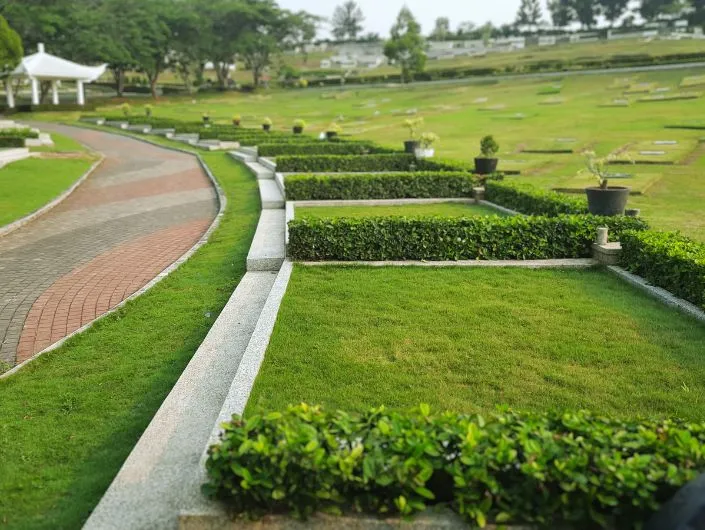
[0,125,227,380]
[607,265,705,323]
[298,259,598,268]
[478,199,523,216]
[292,198,477,207]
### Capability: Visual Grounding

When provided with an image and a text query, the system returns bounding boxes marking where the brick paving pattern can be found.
[0,125,218,367]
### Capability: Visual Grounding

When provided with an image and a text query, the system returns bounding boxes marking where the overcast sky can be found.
[280,0,522,36]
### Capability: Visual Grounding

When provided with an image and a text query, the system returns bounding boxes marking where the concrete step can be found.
[244,161,275,180]
[82,271,279,530]
[258,179,285,209]
[127,124,152,133]
[194,141,240,152]
[229,150,256,163]
[171,133,199,142]
[104,121,129,129]
[0,147,30,166]
[150,128,175,136]
[259,157,276,172]
[274,172,285,197]
[247,210,286,271]
[79,117,105,125]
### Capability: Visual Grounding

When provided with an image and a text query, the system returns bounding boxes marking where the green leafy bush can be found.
[485,180,588,216]
[0,136,26,147]
[0,128,38,139]
[286,172,479,200]
[204,404,705,528]
[620,230,705,309]
[276,154,472,173]
[288,215,646,261]
[258,142,395,157]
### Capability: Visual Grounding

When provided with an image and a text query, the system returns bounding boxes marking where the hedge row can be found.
[204,404,705,527]
[258,142,395,157]
[0,128,38,139]
[0,102,97,113]
[0,137,26,148]
[485,180,588,216]
[276,154,472,173]
[620,230,705,310]
[288,215,647,261]
[286,171,481,200]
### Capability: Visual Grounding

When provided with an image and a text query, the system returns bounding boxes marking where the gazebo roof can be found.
[11,44,107,82]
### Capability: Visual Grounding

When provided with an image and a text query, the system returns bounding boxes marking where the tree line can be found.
[0,0,318,98]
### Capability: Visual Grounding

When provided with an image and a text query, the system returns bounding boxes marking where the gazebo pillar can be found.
[76,80,84,106]
[51,81,59,105]
[5,81,15,109]
[30,77,40,105]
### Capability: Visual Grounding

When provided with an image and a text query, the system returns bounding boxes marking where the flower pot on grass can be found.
[262,117,273,132]
[415,147,435,158]
[292,119,306,135]
[404,140,420,153]
[415,132,439,160]
[474,157,498,174]
[232,115,241,127]
[293,126,303,134]
[585,186,631,216]
[326,131,338,139]
[403,117,424,153]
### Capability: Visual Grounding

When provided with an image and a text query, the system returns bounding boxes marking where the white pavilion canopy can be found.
[5,44,107,108]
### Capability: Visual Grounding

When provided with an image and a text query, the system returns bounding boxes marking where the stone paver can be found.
[0,124,218,367]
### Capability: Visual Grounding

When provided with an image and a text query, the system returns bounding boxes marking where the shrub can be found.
[620,230,705,309]
[0,128,38,139]
[479,135,499,157]
[276,154,473,173]
[288,214,647,261]
[485,180,588,216]
[204,404,705,528]
[286,172,479,200]
[258,142,394,157]
[0,136,26,148]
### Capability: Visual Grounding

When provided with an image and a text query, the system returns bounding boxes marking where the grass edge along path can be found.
[0,150,260,530]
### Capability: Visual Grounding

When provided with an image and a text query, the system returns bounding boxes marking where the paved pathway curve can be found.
[0,124,218,368]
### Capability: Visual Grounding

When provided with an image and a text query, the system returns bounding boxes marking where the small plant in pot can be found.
[232,114,241,127]
[120,103,131,117]
[581,150,631,216]
[262,117,273,132]
[475,135,499,175]
[293,119,306,135]
[326,122,342,140]
[415,132,439,159]
[202,112,210,124]
[144,104,153,117]
[403,117,424,153]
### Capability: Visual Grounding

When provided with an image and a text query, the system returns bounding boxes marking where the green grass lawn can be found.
[0,150,259,529]
[29,132,88,154]
[295,202,504,219]
[247,266,705,420]
[0,156,95,228]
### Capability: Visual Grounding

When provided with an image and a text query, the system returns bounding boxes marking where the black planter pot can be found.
[326,131,338,140]
[233,121,241,127]
[293,126,303,135]
[202,117,210,124]
[404,140,420,154]
[585,186,630,216]
[474,157,498,175]
[263,124,271,132]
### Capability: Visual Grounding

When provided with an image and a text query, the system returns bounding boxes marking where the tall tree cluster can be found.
[0,0,318,97]
[331,1,365,40]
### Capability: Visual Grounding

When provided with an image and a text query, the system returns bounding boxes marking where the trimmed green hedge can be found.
[0,128,38,139]
[485,180,588,216]
[621,230,705,309]
[204,404,705,527]
[0,136,26,148]
[288,215,647,261]
[286,172,480,200]
[258,142,395,157]
[276,154,472,173]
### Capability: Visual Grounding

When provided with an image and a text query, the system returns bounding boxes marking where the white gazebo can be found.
[6,43,107,108]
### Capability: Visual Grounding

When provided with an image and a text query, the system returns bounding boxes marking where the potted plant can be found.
[121,103,131,117]
[232,114,242,127]
[144,104,153,117]
[202,112,210,124]
[326,122,342,140]
[581,151,631,216]
[403,117,424,153]
[262,117,273,132]
[293,119,306,135]
[415,132,439,159]
[475,135,499,175]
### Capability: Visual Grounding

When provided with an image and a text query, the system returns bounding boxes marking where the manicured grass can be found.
[29,132,88,153]
[0,150,259,529]
[0,156,95,227]
[247,266,705,420]
[295,202,504,219]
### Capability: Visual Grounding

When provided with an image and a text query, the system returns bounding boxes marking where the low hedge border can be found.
[485,180,588,216]
[276,154,473,173]
[286,172,482,200]
[0,128,38,139]
[620,230,705,310]
[0,136,27,148]
[288,215,647,261]
[258,142,396,157]
[204,404,705,528]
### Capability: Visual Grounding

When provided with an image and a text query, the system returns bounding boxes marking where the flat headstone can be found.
[653,87,671,92]
[654,140,677,145]
[613,99,629,104]
[639,150,666,156]
[474,97,488,103]
[556,137,577,143]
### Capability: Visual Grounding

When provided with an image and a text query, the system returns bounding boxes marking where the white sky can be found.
[280,0,523,37]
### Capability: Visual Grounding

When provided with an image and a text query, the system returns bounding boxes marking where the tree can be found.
[383,7,425,83]
[430,17,450,40]
[515,0,543,31]
[640,0,686,21]
[456,21,477,38]
[0,14,22,72]
[331,1,364,40]
[599,0,630,25]
[547,0,575,28]
[573,0,601,28]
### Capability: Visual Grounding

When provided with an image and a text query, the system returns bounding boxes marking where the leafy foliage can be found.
[288,214,647,261]
[258,142,394,157]
[275,154,473,173]
[331,1,365,40]
[204,404,705,528]
[621,230,705,309]
[479,135,499,158]
[0,136,26,148]
[485,180,589,216]
[286,172,480,200]
[383,7,426,83]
